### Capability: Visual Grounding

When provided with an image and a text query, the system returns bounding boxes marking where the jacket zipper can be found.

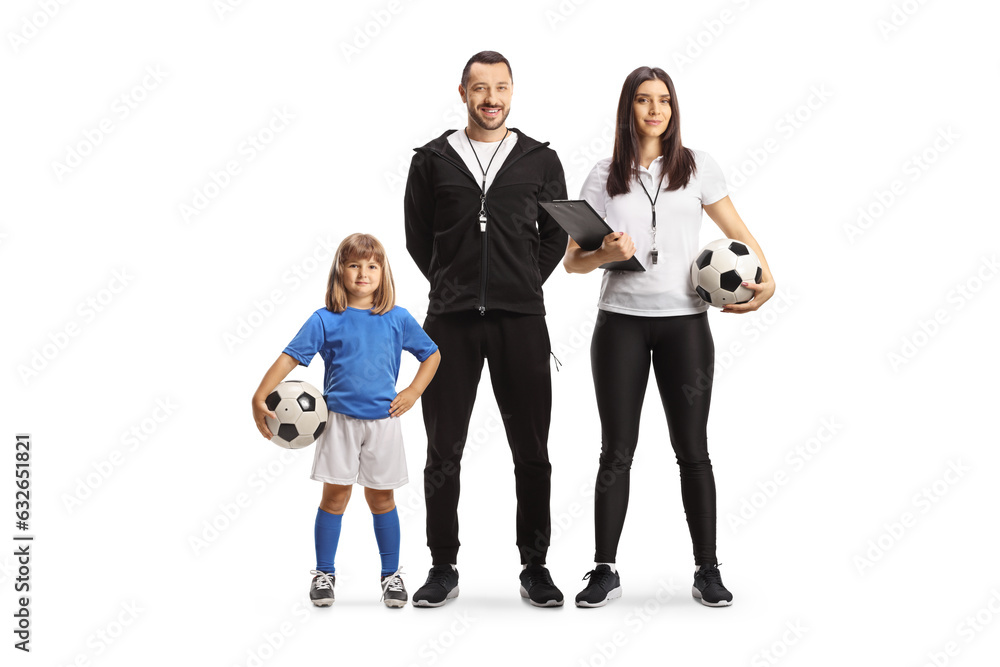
[479,215,489,315]
[425,141,550,315]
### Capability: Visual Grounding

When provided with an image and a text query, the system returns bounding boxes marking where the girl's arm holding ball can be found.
[389,350,441,418]
[251,352,300,439]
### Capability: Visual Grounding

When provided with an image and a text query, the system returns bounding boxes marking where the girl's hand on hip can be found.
[389,387,420,417]
[721,280,776,314]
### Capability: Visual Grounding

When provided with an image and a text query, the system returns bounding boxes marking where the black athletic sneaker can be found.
[575,565,622,607]
[380,569,407,608]
[692,563,733,607]
[309,570,335,607]
[519,565,564,607]
[411,565,459,607]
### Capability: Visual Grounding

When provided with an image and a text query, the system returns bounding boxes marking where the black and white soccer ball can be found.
[264,381,328,449]
[691,239,763,307]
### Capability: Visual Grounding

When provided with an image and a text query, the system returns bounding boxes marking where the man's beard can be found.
[469,103,508,131]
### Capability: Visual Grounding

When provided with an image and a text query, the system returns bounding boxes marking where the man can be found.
[404,51,568,607]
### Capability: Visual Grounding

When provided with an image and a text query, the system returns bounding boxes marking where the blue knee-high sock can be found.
[372,508,400,577]
[315,507,343,575]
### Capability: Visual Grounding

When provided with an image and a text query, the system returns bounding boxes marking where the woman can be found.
[564,66,775,607]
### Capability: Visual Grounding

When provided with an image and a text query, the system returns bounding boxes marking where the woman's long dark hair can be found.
[607,66,695,198]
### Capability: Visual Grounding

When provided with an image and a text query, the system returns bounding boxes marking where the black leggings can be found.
[590,310,717,565]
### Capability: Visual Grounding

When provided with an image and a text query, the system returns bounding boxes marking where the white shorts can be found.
[310,411,408,489]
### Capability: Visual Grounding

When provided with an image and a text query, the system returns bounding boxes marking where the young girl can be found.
[564,67,776,607]
[252,233,441,608]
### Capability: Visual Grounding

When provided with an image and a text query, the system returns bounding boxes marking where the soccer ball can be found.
[691,239,763,307]
[264,381,328,449]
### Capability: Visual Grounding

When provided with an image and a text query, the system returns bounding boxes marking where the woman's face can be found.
[632,78,672,140]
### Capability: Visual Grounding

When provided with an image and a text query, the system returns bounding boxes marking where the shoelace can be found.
[550,351,563,372]
[426,566,454,587]
[380,567,405,600]
[310,570,334,590]
[698,564,723,586]
[582,568,616,590]
[524,567,555,590]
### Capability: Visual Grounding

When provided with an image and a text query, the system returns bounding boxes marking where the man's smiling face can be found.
[460,61,512,134]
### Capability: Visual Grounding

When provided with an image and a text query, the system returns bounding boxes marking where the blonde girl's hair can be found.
[325,233,396,315]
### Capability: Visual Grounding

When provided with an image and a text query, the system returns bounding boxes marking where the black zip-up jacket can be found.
[404,128,568,316]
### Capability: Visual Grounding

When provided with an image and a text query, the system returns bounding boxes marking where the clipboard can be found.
[540,200,645,272]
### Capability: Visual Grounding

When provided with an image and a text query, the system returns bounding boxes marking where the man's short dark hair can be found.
[461,51,513,90]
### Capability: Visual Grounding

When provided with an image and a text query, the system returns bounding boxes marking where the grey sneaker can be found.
[692,563,733,607]
[309,570,335,607]
[519,565,564,607]
[575,565,622,607]
[412,565,460,607]
[380,568,407,608]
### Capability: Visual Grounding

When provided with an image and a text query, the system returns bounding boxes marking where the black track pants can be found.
[590,310,717,565]
[421,311,552,566]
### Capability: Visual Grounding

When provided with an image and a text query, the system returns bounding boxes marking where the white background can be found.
[3,0,1000,665]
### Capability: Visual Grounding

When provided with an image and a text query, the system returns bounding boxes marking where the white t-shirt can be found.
[579,149,728,316]
[447,129,519,192]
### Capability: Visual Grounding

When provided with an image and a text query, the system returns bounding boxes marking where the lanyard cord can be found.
[637,167,666,265]
[465,128,510,231]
